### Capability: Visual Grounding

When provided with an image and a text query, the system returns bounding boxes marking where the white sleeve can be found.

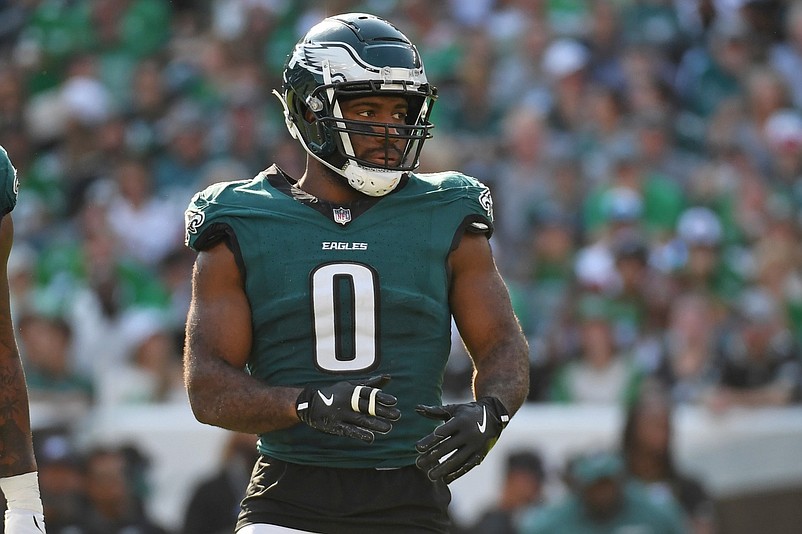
[1,472,46,533]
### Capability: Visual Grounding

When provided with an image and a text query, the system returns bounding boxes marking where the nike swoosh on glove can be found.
[296,375,401,443]
[415,396,510,484]
[4,509,46,533]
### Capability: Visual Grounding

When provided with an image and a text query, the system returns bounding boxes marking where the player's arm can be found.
[0,215,46,534]
[184,240,399,442]
[184,240,301,434]
[448,231,529,409]
[415,231,529,483]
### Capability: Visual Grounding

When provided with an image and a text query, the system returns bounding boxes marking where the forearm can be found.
[185,353,302,434]
[0,351,36,477]
[471,336,530,416]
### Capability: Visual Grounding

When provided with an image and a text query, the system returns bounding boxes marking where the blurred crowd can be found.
[1,0,801,532]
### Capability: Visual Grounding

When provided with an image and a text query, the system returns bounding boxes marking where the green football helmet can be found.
[275,13,438,196]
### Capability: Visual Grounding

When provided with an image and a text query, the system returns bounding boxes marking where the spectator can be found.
[738,64,793,173]
[490,105,556,275]
[769,1,802,108]
[152,99,214,207]
[632,110,700,190]
[584,1,627,92]
[622,384,717,533]
[653,291,721,405]
[466,449,547,534]
[125,58,171,157]
[541,37,591,143]
[78,445,166,534]
[577,83,632,187]
[517,205,578,342]
[17,312,94,421]
[180,432,260,534]
[31,427,87,533]
[488,15,552,114]
[658,205,743,314]
[97,309,185,406]
[519,450,686,534]
[607,229,671,364]
[104,155,184,268]
[575,186,645,294]
[750,222,802,342]
[32,199,171,386]
[583,138,686,242]
[675,14,753,121]
[706,287,802,412]
[549,295,644,405]
[763,109,802,214]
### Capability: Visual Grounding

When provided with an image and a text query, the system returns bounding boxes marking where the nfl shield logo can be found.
[333,207,352,225]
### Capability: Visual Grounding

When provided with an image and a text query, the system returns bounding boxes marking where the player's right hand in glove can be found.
[296,375,401,443]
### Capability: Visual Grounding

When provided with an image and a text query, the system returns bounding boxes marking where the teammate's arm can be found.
[415,231,529,483]
[184,240,301,433]
[0,215,46,533]
[0,216,35,478]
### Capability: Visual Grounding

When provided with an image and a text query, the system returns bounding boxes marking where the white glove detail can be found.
[4,509,46,533]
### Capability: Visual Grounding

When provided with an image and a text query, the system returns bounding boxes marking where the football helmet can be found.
[275,13,437,196]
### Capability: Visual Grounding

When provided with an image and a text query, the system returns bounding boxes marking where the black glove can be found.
[296,375,401,443]
[415,396,510,484]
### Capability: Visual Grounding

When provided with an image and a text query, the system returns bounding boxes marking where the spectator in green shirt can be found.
[520,450,687,534]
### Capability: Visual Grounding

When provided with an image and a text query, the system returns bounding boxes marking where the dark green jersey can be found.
[0,145,18,216]
[185,166,494,468]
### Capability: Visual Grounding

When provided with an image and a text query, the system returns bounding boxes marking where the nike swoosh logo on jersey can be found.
[318,391,334,406]
[477,406,487,433]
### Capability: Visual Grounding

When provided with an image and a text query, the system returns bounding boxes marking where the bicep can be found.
[448,232,529,409]
[185,241,252,372]
[448,232,523,364]
[0,216,15,346]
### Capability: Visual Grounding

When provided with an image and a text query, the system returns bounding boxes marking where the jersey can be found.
[185,165,493,468]
[0,145,19,216]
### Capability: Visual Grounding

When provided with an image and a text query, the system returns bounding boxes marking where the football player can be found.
[0,145,46,533]
[183,12,529,533]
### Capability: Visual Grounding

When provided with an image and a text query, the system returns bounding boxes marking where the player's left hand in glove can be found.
[296,375,401,444]
[415,396,510,484]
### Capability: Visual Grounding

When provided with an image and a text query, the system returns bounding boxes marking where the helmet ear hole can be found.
[288,93,310,124]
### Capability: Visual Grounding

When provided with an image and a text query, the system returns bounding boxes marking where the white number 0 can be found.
[310,262,378,372]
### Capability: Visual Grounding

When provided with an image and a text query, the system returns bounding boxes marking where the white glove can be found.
[1,472,46,533]
[4,509,46,533]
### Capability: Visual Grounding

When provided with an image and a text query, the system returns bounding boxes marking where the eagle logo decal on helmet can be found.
[291,42,375,84]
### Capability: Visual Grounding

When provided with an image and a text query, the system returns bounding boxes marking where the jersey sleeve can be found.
[184,181,238,251]
[0,145,19,216]
[452,173,495,238]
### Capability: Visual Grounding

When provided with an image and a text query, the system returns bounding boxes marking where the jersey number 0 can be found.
[310,262,380,372]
